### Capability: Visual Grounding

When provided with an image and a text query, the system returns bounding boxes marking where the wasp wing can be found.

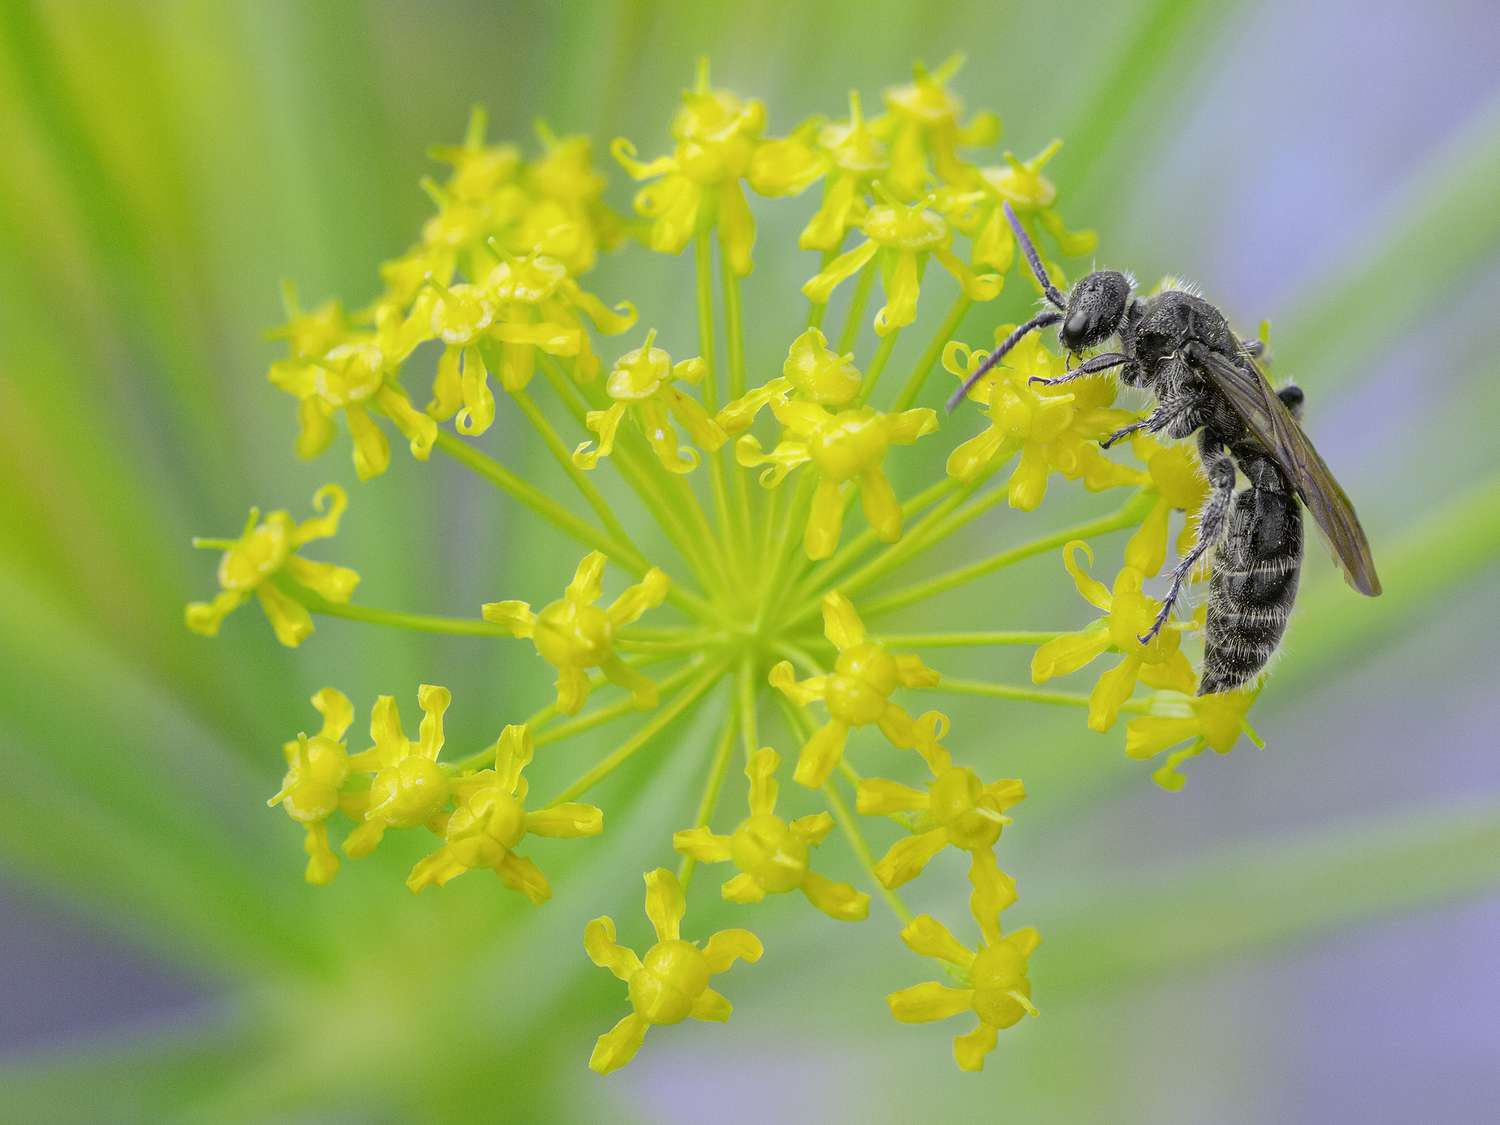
[1188,345,1381,596]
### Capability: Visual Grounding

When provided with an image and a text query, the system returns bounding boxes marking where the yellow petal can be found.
[574,402,626,469]
[1030,624,1111,683]
[690,987,733,1022]
[874,250,920,336]
[302,822,340,886]
[802,237,879,305]
[899,914,973,966]
[887,982,974,1024]
[606,566,670,625]
[792,720,848,788]
[746,746,780,816]
[1124,497,1170,576]
[416,684,450,759]
[376,385,437,461]
[859,467,902,542]
[667,390,728,453]
[804,477,845,559]
[874,829,947,889]
[295,398,336,459]
[311,687,354,741]
[584,915,642,981]
[481,599,536,637]
[1062,540,1113,609]
[768,661,826,706]
[345,403,391,481]
[821,591,866,650]
[184,589,247,637]
[856,777,929,816]
[717,180,756,277]
[255,584,314,648]
[526,802,603,838]
[721,871,767,904]
[643,867,685,943]
[953,1021,999,1072]
[703,927,763,973]
[496,851,551,904]
[672,826,733,862]
[789,811,833,845]
[589,1013,649,1075]
[284,557,360,603]
[801,871,870,921]
[1124,716,1199,761]
[1088,658,1140,732]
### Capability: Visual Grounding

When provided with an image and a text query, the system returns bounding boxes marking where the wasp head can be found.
[1059,271,1131,353]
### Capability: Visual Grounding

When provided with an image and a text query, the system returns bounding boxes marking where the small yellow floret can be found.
[185,484,358,648]
[673,747,870,920]
[482,551,670,714]
[573,330,723,473]
[584,868,762,1074]
[406,724,603,900]
[341,684,454,859]
[943,331,1137,509]
[769,592,948,786]
[267,687,357,885]
[1030,541,1197,731]
[887,852,1038,1072]
[874,55,1000,200]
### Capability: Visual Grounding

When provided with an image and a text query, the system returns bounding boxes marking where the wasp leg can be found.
[1100,417,1150,449]
[1138,435,1236,644]
[1239,336,1266,359]
[1029,351,1128,388]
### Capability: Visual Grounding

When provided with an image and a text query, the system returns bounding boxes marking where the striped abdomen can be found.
[1200,452,1303,695]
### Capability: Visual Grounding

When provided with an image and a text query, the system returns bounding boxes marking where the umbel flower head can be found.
[186,484,358,647]
[673,747,870,920]
[585,868,762,1073]
[191,58,1292,1075]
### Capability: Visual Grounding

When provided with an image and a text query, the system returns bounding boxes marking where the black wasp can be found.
[948,202,1381,695]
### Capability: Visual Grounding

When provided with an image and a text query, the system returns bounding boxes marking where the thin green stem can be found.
[538,354,728,601]
[535,659,708,749]
[917,676,1151,715]
[433,429,642,570]
[299,597,512,637]
[546,661,725,804]
[837,263,878,354]
[789,477,958,605]
[891,294,970,411]
[806,249,837,328]
[857,327,901,405]
[861,492,1153,618]
[678,702,739,891]
[721,251,756,556]
[736,656,759,763]
[694,230,742,581]
[872,631,1065,648]
[510,386,641,552]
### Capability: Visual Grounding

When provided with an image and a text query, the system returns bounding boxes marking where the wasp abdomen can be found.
[1200,456,1303,695]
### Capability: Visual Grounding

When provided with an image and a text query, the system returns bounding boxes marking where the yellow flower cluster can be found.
[187,55,1279,1077]
[269,688,602,896]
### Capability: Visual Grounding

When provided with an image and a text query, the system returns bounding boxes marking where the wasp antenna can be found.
[945,309,1063,412]
[1003,201,1067,310]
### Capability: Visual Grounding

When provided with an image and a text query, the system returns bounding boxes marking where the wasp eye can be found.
[1063,311,1091,341]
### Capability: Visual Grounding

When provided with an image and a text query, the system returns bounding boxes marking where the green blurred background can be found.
[3,1,1499,1121]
